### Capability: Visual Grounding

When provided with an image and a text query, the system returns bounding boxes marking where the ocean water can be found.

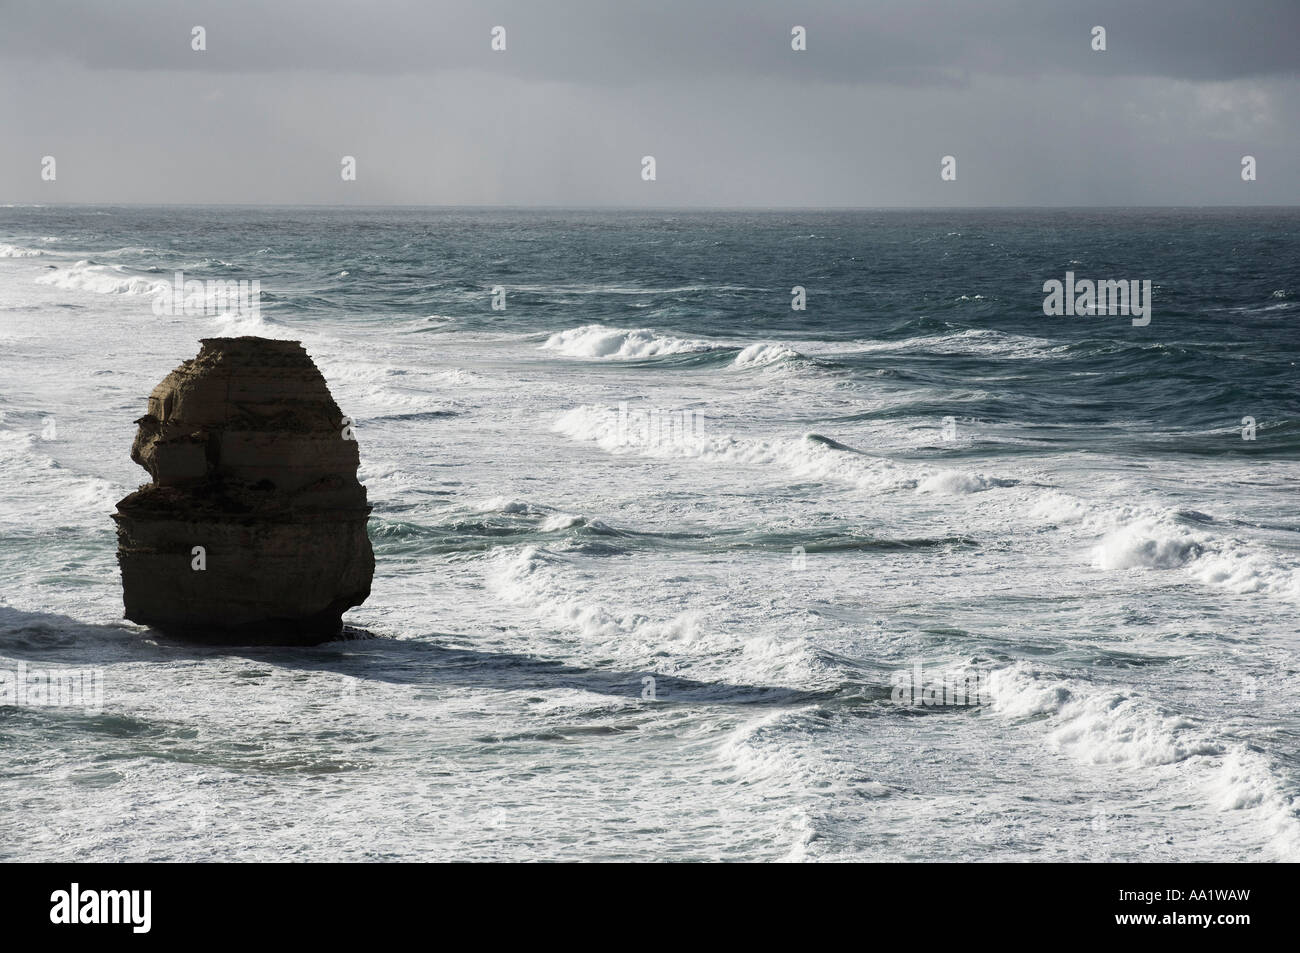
[1,205,1298,862]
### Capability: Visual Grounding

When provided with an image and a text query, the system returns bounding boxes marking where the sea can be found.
[1,205,1297,861]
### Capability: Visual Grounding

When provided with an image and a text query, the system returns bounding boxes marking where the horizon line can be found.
[3,202,1299,212]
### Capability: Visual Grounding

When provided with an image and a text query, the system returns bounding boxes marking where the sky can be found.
[1,0,1297,207]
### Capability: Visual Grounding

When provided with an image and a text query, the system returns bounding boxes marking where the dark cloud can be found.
[3,0,1298,83]
[1,0,1296,206]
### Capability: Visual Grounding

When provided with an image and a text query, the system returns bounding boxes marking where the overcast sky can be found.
[2,0,1297,206]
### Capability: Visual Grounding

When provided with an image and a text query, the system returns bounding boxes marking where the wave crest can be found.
[0,244,43,258]
[541,324,720,360]
[34,260,167,296]
[733,342,804,368]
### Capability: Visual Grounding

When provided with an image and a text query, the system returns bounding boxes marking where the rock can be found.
[113,337,374,644]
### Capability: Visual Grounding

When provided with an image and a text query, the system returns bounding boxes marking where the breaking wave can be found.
[554,404,1008,495]
[732,342,804,368]
[0,244,43,258]
[541,324,723,360]
[986,662,1300,860]
[34,260,168,296]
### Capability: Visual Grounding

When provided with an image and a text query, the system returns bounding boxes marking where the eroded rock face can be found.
[113,337,374,644]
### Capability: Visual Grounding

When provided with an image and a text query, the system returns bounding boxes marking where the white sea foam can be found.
[1192,542,1300,599]
[489,545,700,644]
[0,429,123,533]
[732,342,803,368]
[1028,489,1094,526]
[473,496,543,516]
[541,512,615,533]
[986,662,1300,859]
[561,397,1300,605]
[541,324,721,359]
[554,404,1002,496]
[457,497,612,533]
[3,210,1296,864]
[34,260,168,296]
[854,328,1058,359]
[717,708,832,861]
[0,244,43,258]
[487,542,824,693]
[915,470,999,494]
[988,663,1221,765]
[210,310,290,338]
[1089,514,1300,601]
[1019,485,1300,604]
[1204,748,1300,860]
[1092,518,1204,570]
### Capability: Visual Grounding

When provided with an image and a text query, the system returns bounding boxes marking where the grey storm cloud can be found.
[1,0,1297,206]
[5,0,1298,83]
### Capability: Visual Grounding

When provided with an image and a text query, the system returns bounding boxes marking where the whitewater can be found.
[1,206,1297,861]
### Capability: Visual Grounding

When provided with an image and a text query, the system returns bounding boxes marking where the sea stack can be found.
[113,337,374,644]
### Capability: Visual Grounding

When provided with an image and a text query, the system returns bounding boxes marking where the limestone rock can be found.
[113,337,374,643]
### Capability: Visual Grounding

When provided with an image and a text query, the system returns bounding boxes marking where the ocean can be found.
[1,205,1297,861]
